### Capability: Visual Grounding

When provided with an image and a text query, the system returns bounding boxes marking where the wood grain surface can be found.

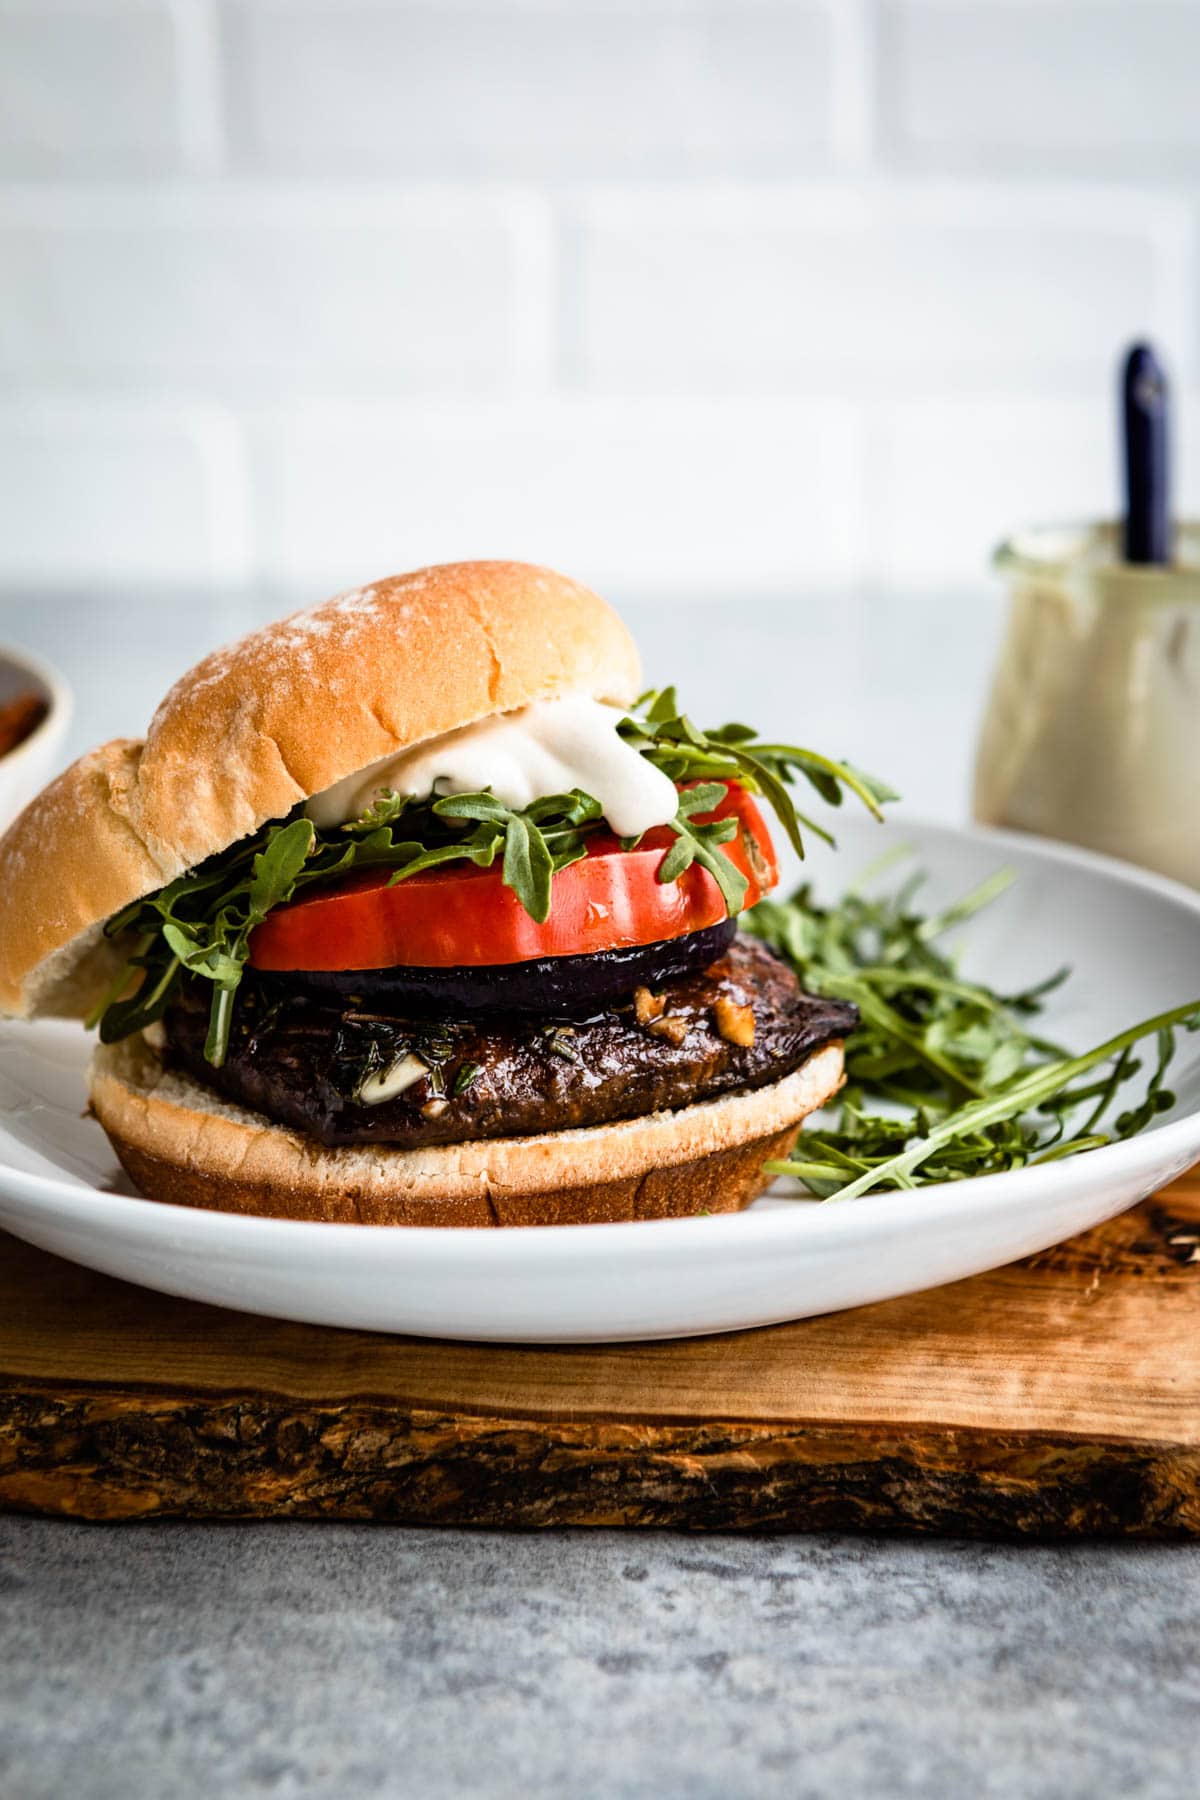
[2,1173,1198,1537]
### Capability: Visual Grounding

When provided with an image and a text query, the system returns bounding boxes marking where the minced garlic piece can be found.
[714,997,755,1047]
[359,1053,428,1106]
[634,985,666,1025]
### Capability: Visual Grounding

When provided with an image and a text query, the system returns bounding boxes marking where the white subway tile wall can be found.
[0,188,554,388]
[2,0,1198,594]
[0,397,250,583]
[0,3,188,176]
[881,2,1200,167]
[245,397,864,590]
[572,185,1190,392]
[223,3,840,176]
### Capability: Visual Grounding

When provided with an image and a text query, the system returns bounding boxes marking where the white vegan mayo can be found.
[306,697,679,839]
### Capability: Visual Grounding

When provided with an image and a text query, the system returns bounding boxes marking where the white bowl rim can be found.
[0,639,72,777]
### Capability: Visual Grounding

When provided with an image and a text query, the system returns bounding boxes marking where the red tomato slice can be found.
[248,782,778,972]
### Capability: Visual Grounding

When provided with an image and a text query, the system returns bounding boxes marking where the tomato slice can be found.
[248,782,778,972]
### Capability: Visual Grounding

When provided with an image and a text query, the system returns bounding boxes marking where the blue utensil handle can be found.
[1122,343,1170,566]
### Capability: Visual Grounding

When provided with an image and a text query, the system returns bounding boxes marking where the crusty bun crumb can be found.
[89,1034,846,1227]
[0,562,641,1020]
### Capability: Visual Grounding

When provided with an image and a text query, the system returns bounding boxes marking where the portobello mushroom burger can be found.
[0,562,890,1226]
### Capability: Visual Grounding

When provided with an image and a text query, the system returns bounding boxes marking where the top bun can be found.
[0,561,642,1019]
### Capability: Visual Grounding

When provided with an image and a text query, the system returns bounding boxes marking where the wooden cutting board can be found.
[2,1172,1198,1538]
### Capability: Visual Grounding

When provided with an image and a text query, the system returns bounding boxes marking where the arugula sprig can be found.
[656,781,748,915]
[430,789,601,922]
[94,688,894,1067]
[745,861,1200,1198]
[622,687,897,858]
[90,816,322,1062]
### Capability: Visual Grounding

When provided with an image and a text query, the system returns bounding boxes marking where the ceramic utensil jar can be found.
[973,522,1200,887]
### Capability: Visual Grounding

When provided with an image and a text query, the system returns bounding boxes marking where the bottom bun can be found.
[89,1034,845,1227]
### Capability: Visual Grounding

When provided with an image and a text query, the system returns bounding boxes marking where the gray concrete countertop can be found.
[2,584,1191,1800]
[3,1521,1198,1800]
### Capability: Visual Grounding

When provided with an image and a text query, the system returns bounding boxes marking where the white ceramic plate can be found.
[2,817,1199,1343]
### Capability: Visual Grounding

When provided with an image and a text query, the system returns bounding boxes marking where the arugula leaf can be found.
[501,810,555,922]
[346,789,410,832]
[248,817,316,914]
[661,781,747,915]
[433,791,557,918]
[91,940,180,1043]
[432,792,511,825]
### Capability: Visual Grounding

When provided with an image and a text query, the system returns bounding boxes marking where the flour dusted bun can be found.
[89,1035,843,1226]
[0,563,641,1019]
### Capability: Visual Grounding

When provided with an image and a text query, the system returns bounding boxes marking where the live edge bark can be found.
[3,1387,1198,1539]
